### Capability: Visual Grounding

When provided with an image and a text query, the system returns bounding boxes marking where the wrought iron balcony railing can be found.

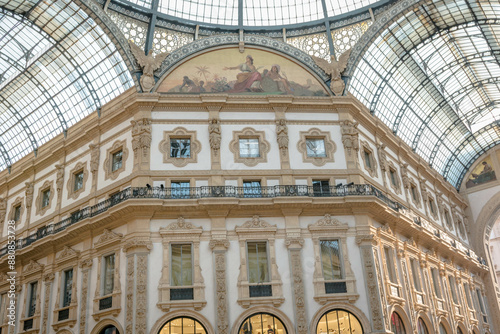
[0,184,477,264]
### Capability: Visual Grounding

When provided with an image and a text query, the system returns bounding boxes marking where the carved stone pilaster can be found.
[131,118,152,169]
[55,164,65,200]
[0,197,6,224]
[136,254,148,334]
[89,144,100,175]
[79,260,92,334]
[287,238,307,334]
[360,245,387,332]
[210,238,229,334]
[125,256,134,334]
[41,273,54,334]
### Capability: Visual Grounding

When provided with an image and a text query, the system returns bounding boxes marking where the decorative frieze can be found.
[131,118,152,159]
[340,120,359,156]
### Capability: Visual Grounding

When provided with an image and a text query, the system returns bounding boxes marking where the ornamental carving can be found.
[94,228,123,249]
[400,163,410,189]
[312,48,351,96]
[56,246,80,262]
[131,118,152,158]
[0,197,6,222]
[79,268,90,334]
[311,214,346,227]
[290,248,308,334]
[24,260,44,274]
[377,143,388,172]
[122,238,153,252]
[35,180,55,216]
[214,252,229,334]
[129,40,169,92]
[25,181,34,209]
[158,127,202,167]
[240,215,273,229]
[340,120,359,156]
[297,128,336,166]
[162,216,200,230]
[209,238,230,250]
[41,279,52,334]
[361,247,384,331]
[208,118,221,151]
[135,254,148,333]
[55,164,65,197]
[276,118,289,153]
[419,179,429,202]
[89,144,100,174]
[126,256,134,334]
[229,127,270,167]
[284,236,305,248]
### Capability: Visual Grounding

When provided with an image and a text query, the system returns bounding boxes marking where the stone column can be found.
[123,239,152,334]
[356,234,392,333]
[210,238,230,334]
[41,273,54,334]
[79,259,93,334]
[285,235,307,334]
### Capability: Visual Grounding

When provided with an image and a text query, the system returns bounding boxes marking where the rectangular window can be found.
[62,269,73,307]
[410,258,421,291]
[448,276,458,304]
[320,240,343,280]
[364,150,372,169]
[27,281,37,317]
[384,247,397,283]
[313,180,330,196]
[41,189,50,208]
[429,198,436,215]
[170,138,191,158]
[464,283,472,308]
[73,171,84,192]
[171,181,190,199]
[111,150,123,171]
[243,181,262,198]
[411,184,418,202]
[239,138,260,158]
[13,205,21,222]
[445,210,451,227]
[476,288,486,314]
[103,254,115,295]
[171,244,192,286]
[247,242,269,283]
[389,168,398,187]
[305,138,326,157]
[431,268,441,298]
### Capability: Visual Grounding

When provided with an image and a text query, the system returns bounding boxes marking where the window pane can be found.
[306,138,326,157]
[28,282,37,317]
[320,240,342,280]
[63,269,73,307]
[14,205,21,221]
[391,312,405,334]
[159,317,207,334]
[364,151,372,168]
[170,138,191,158]
[431,268,441,298]
[410,258,421,291]
[112,150,123,171]
[390,170,397,186]
[74,171,84,191]
[243,181,262,198]
[313,180,330,195]
[247,242,269,283]
[239,138,260,158]
[171,244,192,286]
[104,254,115,295]
[317,309,363,334]
[42,189,50,207]
[171,181,190,198]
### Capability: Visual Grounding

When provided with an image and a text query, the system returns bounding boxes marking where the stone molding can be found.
[158,127,202,167]
[229,127,270,167]
[360,140,378,178]
[131,118,152,159]
[103,140,129,181]
[296,128,336,166]
[340,120,359,156]
[9,196,24,222]
[35,180,54,217]
[66,162,89,200]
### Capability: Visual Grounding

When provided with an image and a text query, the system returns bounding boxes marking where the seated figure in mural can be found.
[466,160,496,187]
[262,64,293,94]
[224,55,262,93]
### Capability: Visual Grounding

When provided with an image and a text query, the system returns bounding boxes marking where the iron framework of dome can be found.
[1,0,500,190]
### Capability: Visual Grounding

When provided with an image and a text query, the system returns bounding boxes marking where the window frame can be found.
[159,127,201,167]
[230,127,270,167]
[297,128,336,166]
[170,138,192,158]
[360,140,378,178]
[67,161,89,200]
[170,243,194,287]
[35,180,54,216]
[239,138,261,158]
[246,241,271,285]
[103,140,129,181]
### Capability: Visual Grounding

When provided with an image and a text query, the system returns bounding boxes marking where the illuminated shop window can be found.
[316,309,363,334]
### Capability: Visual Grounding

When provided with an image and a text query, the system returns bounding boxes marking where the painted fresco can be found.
[157,48,328,96]
[466,156,496,188]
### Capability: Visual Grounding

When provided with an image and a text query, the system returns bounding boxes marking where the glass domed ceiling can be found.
[0,0,133,170]
[114,0,382,27]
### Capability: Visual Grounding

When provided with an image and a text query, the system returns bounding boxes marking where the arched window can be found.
[457,327,464,334]
[239,313,286,334]
[417,318,428,334]
[159,317,207,334]
[391,312,406,334]
[316,309,363,334]
[439,323,447,334]
[100,325,119,334]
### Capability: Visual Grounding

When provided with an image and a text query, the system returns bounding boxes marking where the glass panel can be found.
[111,150,123,171]
[439,323,447,334]
[464,283,472,308]
[417,318,428,334]
[384,247,397,283]
[239,138,260,158]
[240,314,287,334]
[42,189,50,207]
[159,317,206,334]
[306,138,326,157]
[243,181,262,198]
[391,312,406,334]
[74,171,84,191]
[170,138,191,158]
[28,281,37,317]
[171,244,192,286]
[171,181,190,198]
[431,268,441,298]
[14,205,21,222]
[316,309,363,334]
[390,169,397,186]
[62,269,73,307]
[312,180,330,195]
[410,258,421,292]
[364,151,372,169]
[449,276,458,303]
[247,242,269,283]
[320,240,342,280]
[103,254,115,295]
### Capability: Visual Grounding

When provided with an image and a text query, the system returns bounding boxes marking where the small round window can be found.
[238,313,286,334]
[100,325,119,334]
[316,309,363,334]
[159,317,207,334]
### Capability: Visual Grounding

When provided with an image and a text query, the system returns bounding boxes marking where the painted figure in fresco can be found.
[264,64,293,94]
[180,76,197,92]
[224,55,262,92]
[466,159,497,188]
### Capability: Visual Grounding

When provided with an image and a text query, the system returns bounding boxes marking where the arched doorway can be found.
[158,317,207,334]
[238,313,286,334]
[100,325,119,334]
[315,309,363,334]
[390,312,406,334]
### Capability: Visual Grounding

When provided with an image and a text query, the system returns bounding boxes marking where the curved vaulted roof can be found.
[349,0,500,189]
[0,0,134,170]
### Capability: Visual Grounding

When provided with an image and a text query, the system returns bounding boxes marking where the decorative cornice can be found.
[240,215,273,229]
[209,238,230,250]
[56,246,80,262]
[94,228,123,249]
[122,238,153,252]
